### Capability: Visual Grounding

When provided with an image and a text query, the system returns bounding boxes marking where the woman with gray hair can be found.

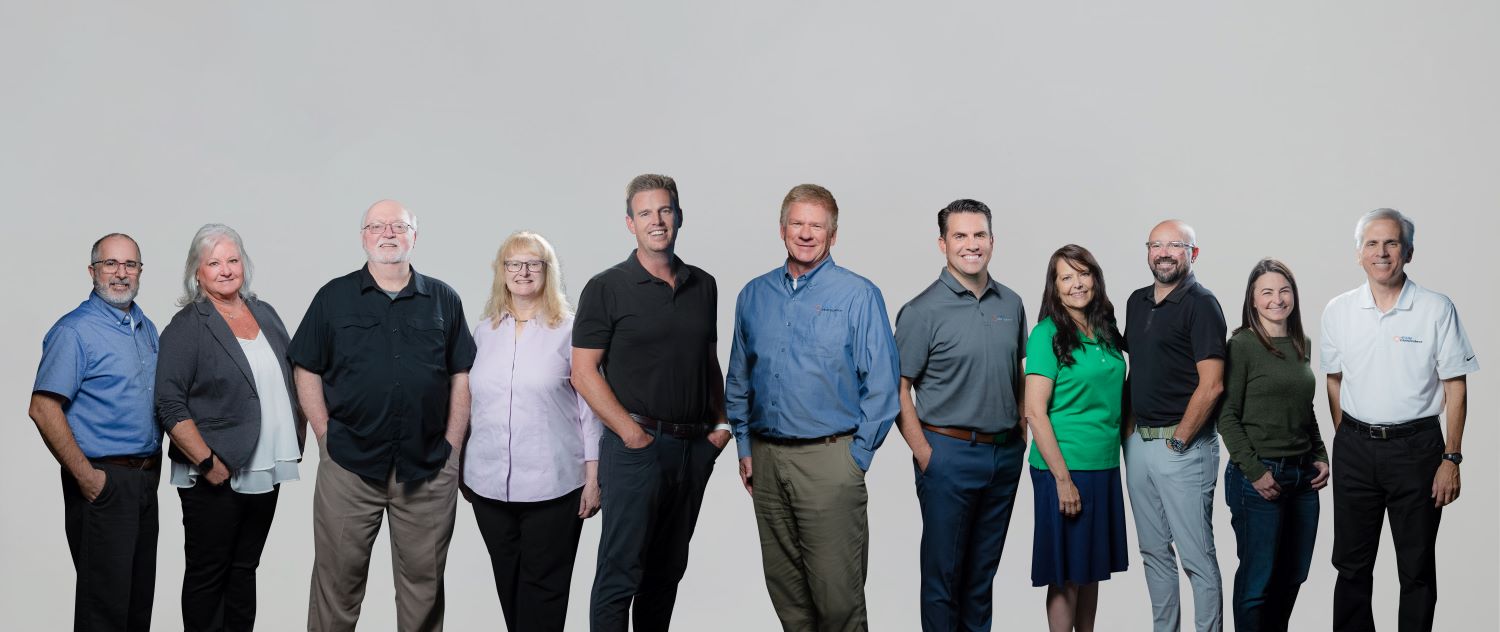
[154,223,304,631]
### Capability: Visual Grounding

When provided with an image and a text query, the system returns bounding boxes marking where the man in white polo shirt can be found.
[1320,208,1478,632]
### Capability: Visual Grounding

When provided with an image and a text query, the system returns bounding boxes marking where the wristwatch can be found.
[1442,452,1463,466]
[1166,437,1189,454]
[197,453,216,473]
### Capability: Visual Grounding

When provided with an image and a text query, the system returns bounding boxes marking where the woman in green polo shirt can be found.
[1219,258,1328,631]
[1023,244,1130,631]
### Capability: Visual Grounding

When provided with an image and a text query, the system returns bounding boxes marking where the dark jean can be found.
[913,429,1024,632]
[1224,456,1320,632]
[178,480,280,632]
[590,427,718,632]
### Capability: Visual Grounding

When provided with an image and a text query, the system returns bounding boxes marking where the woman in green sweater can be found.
[1024,244,1129,632]
[1219,258,1329,632]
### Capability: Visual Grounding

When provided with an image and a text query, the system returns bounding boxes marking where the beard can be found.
[94,278,139,309]
[365,242,411,265]
[1151,258,1186,285]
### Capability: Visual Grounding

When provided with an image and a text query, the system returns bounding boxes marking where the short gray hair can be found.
[178,224,256,306]
[90,232,140,265]
[1354,208,1415,252]
[360,202,419,234]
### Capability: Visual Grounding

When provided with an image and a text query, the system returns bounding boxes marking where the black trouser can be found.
[62,461,160,632]
[590,427,719,632]
[1332,417,1444,632]
[471,487,585,632]
[177,480,280,632]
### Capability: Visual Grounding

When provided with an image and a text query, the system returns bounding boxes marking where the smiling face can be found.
[1252,271,1294,331]
[90,235,142,309]
[1054,257,1095,316]
[503,247,545,299]
[196,238,244,301]
[781,200,837,276]
[1145,221,1197,285]
[1358,217,1410,288]
[362,201,417,265]
[625,188,678,254]
[939,212,992,279]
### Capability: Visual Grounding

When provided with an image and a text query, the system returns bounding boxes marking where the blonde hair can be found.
[482,231,570,329]
[779,183,839,233]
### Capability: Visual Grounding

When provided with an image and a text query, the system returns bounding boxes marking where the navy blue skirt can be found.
[1030,466,1129,587]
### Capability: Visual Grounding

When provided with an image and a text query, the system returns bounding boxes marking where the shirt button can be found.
[394,354,401,359]
[392,328,398,333]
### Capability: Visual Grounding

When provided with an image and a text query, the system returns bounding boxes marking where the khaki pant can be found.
[307,442,459,632]
[751,437,869,632]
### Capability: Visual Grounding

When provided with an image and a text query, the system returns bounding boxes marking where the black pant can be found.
[590,427,719,632]
[177,480,280,632]
[1332,418,1444,632]
[471,487,585,632]
[62,461,160,632]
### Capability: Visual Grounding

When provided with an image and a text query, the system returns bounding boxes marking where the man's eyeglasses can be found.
[1144,241,1193,253]
[503,260,547,273]
[91,259,143,274]
[363,222,414,235]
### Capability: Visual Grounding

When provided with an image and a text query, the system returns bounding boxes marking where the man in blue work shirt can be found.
[726,183,901,632]
[30,233,162,632]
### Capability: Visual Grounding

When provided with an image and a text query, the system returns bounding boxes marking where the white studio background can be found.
[2,2,1496,630]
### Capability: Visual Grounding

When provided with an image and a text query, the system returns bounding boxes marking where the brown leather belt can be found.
[631,414,712,439]
[922,423,1014,445]
[753,430,854,446]
[91,454,162,470]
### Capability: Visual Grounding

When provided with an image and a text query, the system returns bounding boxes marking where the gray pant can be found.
[1124,429,1224,632]
[307,441,459,632]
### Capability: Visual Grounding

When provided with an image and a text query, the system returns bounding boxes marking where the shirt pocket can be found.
[404,317,449,370]
[331,315,381,369]
[796,309,848,358]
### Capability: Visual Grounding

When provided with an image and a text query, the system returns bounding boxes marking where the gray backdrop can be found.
[3,2,1495,630]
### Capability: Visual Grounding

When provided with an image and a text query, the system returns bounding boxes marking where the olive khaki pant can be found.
[752,436,869,632]
[307,441,460,632]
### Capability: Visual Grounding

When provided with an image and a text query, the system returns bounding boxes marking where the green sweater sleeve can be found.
[1218,334,1267,481]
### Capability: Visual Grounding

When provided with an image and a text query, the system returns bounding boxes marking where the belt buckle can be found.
[1369,425,1388,440]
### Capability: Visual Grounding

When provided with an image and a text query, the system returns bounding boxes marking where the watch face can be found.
[1444,453,1463,465]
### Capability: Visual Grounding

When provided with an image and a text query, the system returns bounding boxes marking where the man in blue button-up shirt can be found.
[726,184,900,632]
[30,233,162,632]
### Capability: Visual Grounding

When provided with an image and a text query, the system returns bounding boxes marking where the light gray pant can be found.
[1124,429,1224,632]
[307,441,459,632]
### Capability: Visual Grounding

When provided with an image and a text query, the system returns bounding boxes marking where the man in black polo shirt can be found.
[1122,219,1227,632]
[290,200,476,632]
[572,174,727,632]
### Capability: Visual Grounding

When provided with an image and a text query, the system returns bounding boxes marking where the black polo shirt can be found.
[1124,273,1227,427]
[288,265,476,482]
[572,251,718,425]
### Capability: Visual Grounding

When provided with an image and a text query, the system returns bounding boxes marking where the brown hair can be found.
[1038,244,1123,367]
[1235,258,1308,361]
[624,174,681,219]
[779,184,839,232]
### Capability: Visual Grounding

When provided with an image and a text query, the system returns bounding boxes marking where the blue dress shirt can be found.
[726,257,901,471]
[33,292,161,458]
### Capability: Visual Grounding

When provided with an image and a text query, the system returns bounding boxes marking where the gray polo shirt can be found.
[895,267,1027,433]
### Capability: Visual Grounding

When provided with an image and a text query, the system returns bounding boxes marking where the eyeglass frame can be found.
[503,260,547,273]
[1144,240,1195,253]
[362,221,415,235]
[91,259,144,274]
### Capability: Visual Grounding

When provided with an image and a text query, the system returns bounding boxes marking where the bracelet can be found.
[712,423,732,433]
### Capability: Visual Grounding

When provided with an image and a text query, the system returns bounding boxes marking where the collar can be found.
[622,249,689,287]
[937,266,999,299]
[357,264,427,297]
[87,291,144,328]
[1143,273,1199,305]
[1356,277,1415,311]
[783,256,835,286]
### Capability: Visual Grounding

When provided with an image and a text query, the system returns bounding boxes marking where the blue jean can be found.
[1224,456,1320,632]
[913,429,1024,632]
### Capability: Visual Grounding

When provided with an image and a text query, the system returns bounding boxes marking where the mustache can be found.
[1153,257,1178,265]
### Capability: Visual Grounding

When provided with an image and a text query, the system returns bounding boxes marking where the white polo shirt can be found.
[1320,278,1478,424]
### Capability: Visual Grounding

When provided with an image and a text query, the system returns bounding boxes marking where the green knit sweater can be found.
[1217,330,1328,482]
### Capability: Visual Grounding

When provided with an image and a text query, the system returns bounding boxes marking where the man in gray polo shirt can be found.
[894,199,1027,631]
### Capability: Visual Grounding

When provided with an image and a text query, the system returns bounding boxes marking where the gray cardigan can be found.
[155,297,304,471]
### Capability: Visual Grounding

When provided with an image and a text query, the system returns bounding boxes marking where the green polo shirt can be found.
[1026,317,1126,470]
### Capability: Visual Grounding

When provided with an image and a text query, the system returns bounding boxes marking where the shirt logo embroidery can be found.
[1392,336,1424,344]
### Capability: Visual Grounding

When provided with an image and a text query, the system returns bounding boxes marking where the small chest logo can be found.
[1393,336,1424,344]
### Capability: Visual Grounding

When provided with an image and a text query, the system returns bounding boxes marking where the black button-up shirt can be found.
[1124,273,1227,427]
[289,265,476,482]
[572,251,718,425]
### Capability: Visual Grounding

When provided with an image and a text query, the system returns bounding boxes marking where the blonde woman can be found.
[464,231,602,632]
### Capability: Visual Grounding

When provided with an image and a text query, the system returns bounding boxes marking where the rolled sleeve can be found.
[153,314,199,430]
